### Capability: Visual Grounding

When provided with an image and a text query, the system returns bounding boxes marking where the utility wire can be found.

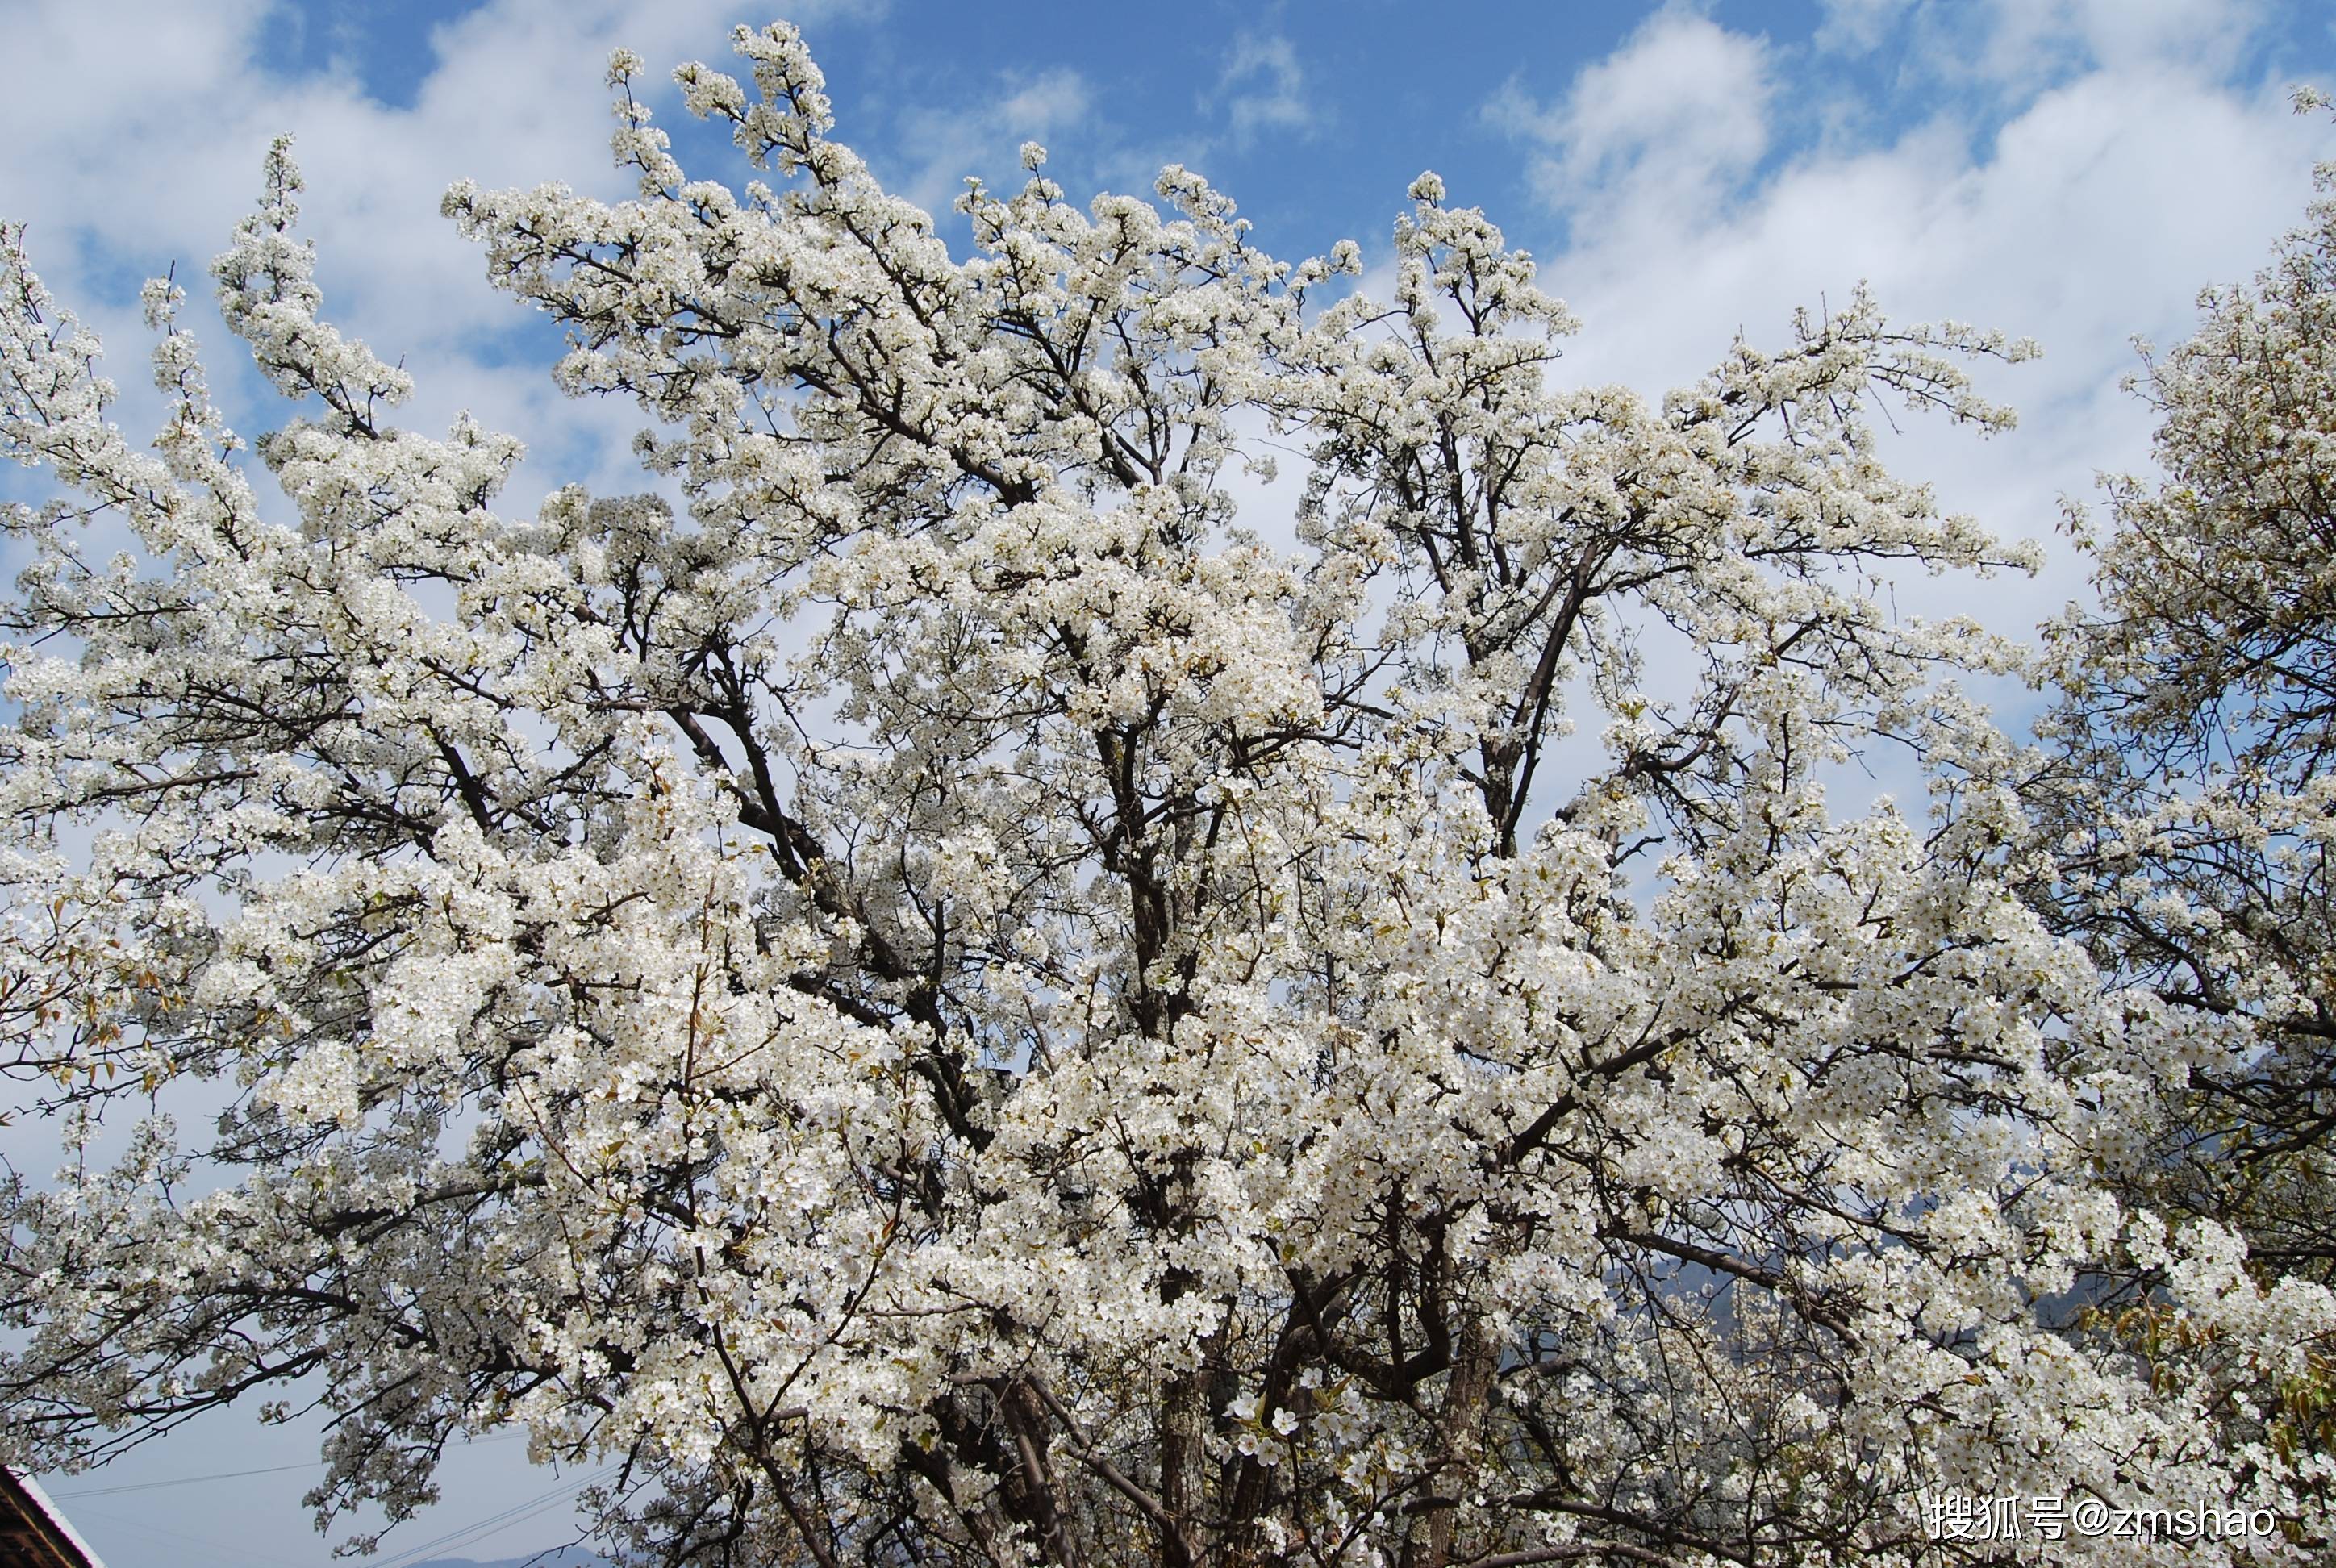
[64,1503,320,1568]
[51,1461,315,1498]
[47,1431,530,1499]
[370,1462,619,1568]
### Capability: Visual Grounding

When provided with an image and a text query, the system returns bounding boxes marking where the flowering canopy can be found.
[2033,98,2336,1316]
[2,22,2330,1568]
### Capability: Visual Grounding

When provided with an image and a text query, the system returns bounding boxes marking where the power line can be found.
[63,1503,321,1568]
[46,1430,531,1499]
[371,1462,619,1568]
[50,1461,315,1498]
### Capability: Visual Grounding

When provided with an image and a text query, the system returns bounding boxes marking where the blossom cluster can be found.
[0,26,2328,1568]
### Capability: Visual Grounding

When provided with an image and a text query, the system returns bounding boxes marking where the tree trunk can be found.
[1407,1316,1497,1568]
[1157,1357,1208,1568]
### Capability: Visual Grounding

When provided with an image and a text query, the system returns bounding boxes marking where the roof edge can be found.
[5,1468,109,1568]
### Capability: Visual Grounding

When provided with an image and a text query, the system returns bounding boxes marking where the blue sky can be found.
[234,0,2336,261]
[6,1,2336,1564]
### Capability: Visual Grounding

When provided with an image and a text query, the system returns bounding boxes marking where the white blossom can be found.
[0,25,2326,1568]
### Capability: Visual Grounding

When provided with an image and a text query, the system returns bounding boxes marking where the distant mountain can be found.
[400,1549,611,1568]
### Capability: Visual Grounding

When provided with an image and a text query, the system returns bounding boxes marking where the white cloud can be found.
[1490,6,2323,665]
[1815,0,1914,56]
[1216,33,1317,145]
[1490,7,1773,225]
[1961,0,2268,85]
[0,0,876,527]
[887,66,1096,215]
